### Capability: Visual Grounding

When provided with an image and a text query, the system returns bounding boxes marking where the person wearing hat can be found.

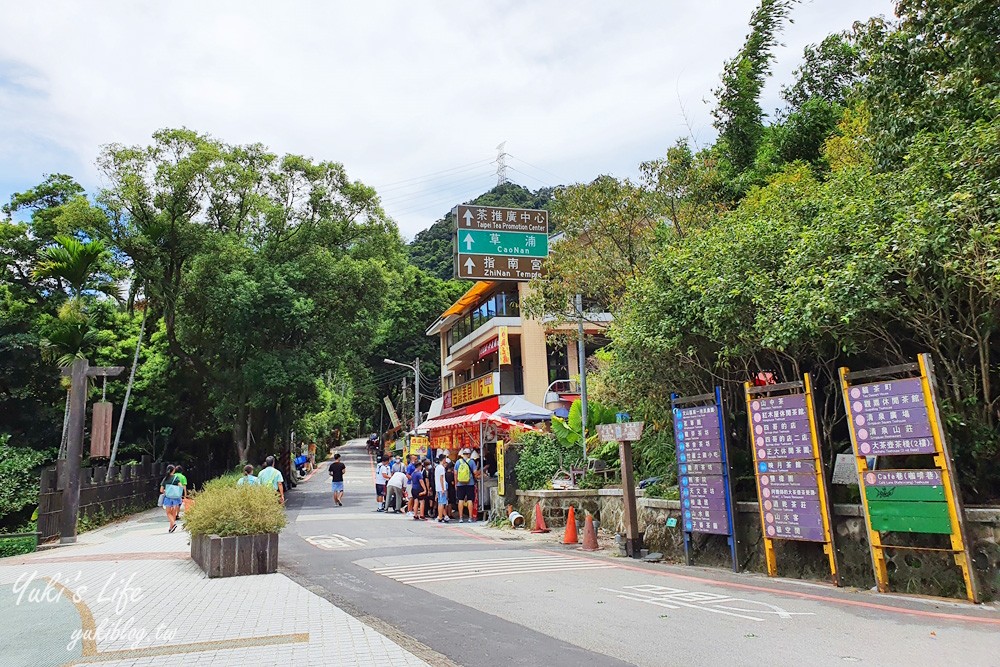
[455,448,478,523]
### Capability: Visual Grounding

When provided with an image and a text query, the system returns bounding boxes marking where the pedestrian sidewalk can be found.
[0,509,429,667]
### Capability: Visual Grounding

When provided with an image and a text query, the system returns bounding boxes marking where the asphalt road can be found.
[279,439,1000,667]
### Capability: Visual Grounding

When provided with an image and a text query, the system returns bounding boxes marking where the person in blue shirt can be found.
[455,448,478,523]
[405,454,419,515]
[410,464,428,521]
[236,464,258,486]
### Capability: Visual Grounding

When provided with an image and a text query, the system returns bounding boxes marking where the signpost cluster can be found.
[453,205,548,281]
[660,354,977,603]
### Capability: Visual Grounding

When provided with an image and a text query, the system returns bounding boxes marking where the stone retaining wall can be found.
[515,489,1000,601]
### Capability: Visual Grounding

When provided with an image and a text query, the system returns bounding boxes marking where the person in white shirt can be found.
[386,469,407,513]
[434,453,450,522]
[375,455,391,512]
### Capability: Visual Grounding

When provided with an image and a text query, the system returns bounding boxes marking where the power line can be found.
[379,169,498,206]
[507,154,569,183]
[387,178,498,216]
[507,166,554,187]
[372,158,496,190]
[376,162,497,195]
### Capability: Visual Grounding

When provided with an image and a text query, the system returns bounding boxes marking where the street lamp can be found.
[384,357,420,430]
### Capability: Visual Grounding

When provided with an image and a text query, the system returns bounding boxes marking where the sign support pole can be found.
[619,440,642,557]
[804,373,841,586]
[840,366,889,592]
[744,382,777,576]
[717,386,740,573]
[919,354,980,603]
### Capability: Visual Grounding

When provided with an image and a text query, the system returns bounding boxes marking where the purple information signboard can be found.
[846,378,935,455]
[749,395,827,543]
[675,404,732,536]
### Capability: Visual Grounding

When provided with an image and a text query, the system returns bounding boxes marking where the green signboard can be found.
[457,229,548,258]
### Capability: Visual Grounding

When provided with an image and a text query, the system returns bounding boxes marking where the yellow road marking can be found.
[46,576,309,664]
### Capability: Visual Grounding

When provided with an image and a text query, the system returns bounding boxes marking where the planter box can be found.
[190,532,278,578]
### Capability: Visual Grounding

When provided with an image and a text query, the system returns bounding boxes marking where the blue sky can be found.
[0,1,894,238]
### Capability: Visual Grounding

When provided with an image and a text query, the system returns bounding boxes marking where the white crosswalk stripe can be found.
[371,554,614,584]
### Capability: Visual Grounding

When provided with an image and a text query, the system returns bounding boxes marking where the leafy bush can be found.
[513,431,578,490]
[642,482,679,500]
[577,471,606,490]
[183,484,286,537]
[200,471,244,493]
[0,435,53,528]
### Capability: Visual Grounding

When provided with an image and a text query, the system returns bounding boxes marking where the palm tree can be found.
[33,235,117,300]
[34,235,119,457]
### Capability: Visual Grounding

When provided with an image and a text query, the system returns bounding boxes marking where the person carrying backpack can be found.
[455,448,478,523]
[160,465,186,533]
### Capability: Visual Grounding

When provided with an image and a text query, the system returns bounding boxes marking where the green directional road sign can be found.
[457,229,548,258]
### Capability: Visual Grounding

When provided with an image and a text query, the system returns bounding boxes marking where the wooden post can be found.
[619,441,642,557]
[60,358,88,544]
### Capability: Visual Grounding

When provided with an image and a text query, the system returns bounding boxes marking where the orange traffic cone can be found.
[581,513,600,551]
[563,506,579,544]
[530,503,550,533]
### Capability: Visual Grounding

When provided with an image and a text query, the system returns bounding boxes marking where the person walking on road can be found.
[160,465,186,533]
[455,448,478,523]
[328,453,346,506]
[435,453,450,522]
[411,462,428,520]
[376,455,391,512]
[258,456,285,504]
[405,454,419,515]
[236,464,258,486]
[386,468,407,513]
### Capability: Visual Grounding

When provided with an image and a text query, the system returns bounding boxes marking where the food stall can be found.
[415,410,535,518]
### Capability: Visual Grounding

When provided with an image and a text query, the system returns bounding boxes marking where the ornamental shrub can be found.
[183,483,285,537]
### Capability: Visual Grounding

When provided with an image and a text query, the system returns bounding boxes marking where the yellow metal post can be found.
[918,354,980,603]
[745,382,777,577]
[804,373,840,585]
[839,366,889,593]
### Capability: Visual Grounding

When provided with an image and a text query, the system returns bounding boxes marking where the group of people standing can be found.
[371,449,479,522]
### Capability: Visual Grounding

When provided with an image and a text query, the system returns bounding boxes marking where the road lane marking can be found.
[371,554,613,584]
[535,548,1000,627]
[601,584,813,622]
[305,534,369,550]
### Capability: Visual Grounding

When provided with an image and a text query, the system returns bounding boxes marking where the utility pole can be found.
[401,376,408,428]
[414,357,421,429]
[60,358,123,544]
[576,294,589,463]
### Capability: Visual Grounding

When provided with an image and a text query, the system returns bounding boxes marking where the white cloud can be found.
[0,0,893,238]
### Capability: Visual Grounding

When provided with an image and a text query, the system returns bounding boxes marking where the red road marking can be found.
[440,524,495,543]
[534,548,1000,627]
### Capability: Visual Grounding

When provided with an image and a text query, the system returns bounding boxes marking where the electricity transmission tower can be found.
[495,142,508,186]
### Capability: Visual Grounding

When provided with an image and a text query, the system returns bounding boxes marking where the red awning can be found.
[416,411,537,433]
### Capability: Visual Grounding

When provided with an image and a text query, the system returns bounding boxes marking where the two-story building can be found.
[424,280,610,420]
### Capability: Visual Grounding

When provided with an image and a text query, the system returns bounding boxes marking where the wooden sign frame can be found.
[839,353,979,602]
[745,375,840,585]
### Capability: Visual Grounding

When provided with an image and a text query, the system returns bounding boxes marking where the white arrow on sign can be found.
[464,258,475,274]
[463,210,474,226]
[463,233,474,250]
